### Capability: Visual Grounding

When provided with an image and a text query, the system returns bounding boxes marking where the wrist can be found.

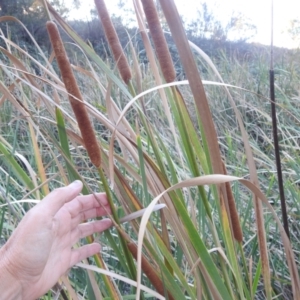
[0,246,22,300]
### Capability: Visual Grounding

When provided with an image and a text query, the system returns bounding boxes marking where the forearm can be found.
[0,247,22,300]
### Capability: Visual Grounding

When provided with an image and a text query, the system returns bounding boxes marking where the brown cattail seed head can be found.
[222,161,243,242]
[141,0,176,83]
[94,0,132,84]
[46,21,101,168]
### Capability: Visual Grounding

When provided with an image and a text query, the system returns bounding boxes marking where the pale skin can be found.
[0,180,112,300]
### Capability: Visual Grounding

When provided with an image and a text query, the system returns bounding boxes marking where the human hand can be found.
[0,180,112,300]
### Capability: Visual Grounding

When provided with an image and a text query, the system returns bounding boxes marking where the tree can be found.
[185,2,256,42]
[0,0,70,47]
[287,19,300,45]
[0,0,70,18]
[225,13,257,42]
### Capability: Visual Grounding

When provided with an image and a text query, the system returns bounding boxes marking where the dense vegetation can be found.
[1,0,300,299]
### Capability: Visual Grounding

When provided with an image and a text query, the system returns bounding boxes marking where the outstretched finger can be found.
[70,243,101,267]
[71,219,112,245]
[66,193,110,218]
[39,180,83,216]
[71,206,112,229]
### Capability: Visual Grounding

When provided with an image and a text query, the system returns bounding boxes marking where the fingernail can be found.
[71,180,82,188]
[102,218,113,228]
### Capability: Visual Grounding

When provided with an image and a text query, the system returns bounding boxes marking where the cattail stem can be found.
[98,166,138,280]
[46,21,101,168]
[225,181,243,243]
[94,0,132,84]
[141,0,176,83]
[128,80,136,98]
[86,235,120,299]
[222,161,243,243]
[127,242,175,300]
[269,0,289,239]
[97,167,119,223]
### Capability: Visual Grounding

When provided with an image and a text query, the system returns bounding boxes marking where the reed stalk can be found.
[94,0,132,85]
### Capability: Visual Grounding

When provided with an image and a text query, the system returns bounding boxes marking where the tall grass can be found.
[0,1,300,299]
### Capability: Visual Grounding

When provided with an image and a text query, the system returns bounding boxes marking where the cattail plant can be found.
[47,21,141,292]
[47,21,123,299]
[140,0,176,83]
[46,21,101,168]
[94,0,132,85]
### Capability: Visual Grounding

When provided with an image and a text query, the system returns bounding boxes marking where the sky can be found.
[64,0,300,49]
